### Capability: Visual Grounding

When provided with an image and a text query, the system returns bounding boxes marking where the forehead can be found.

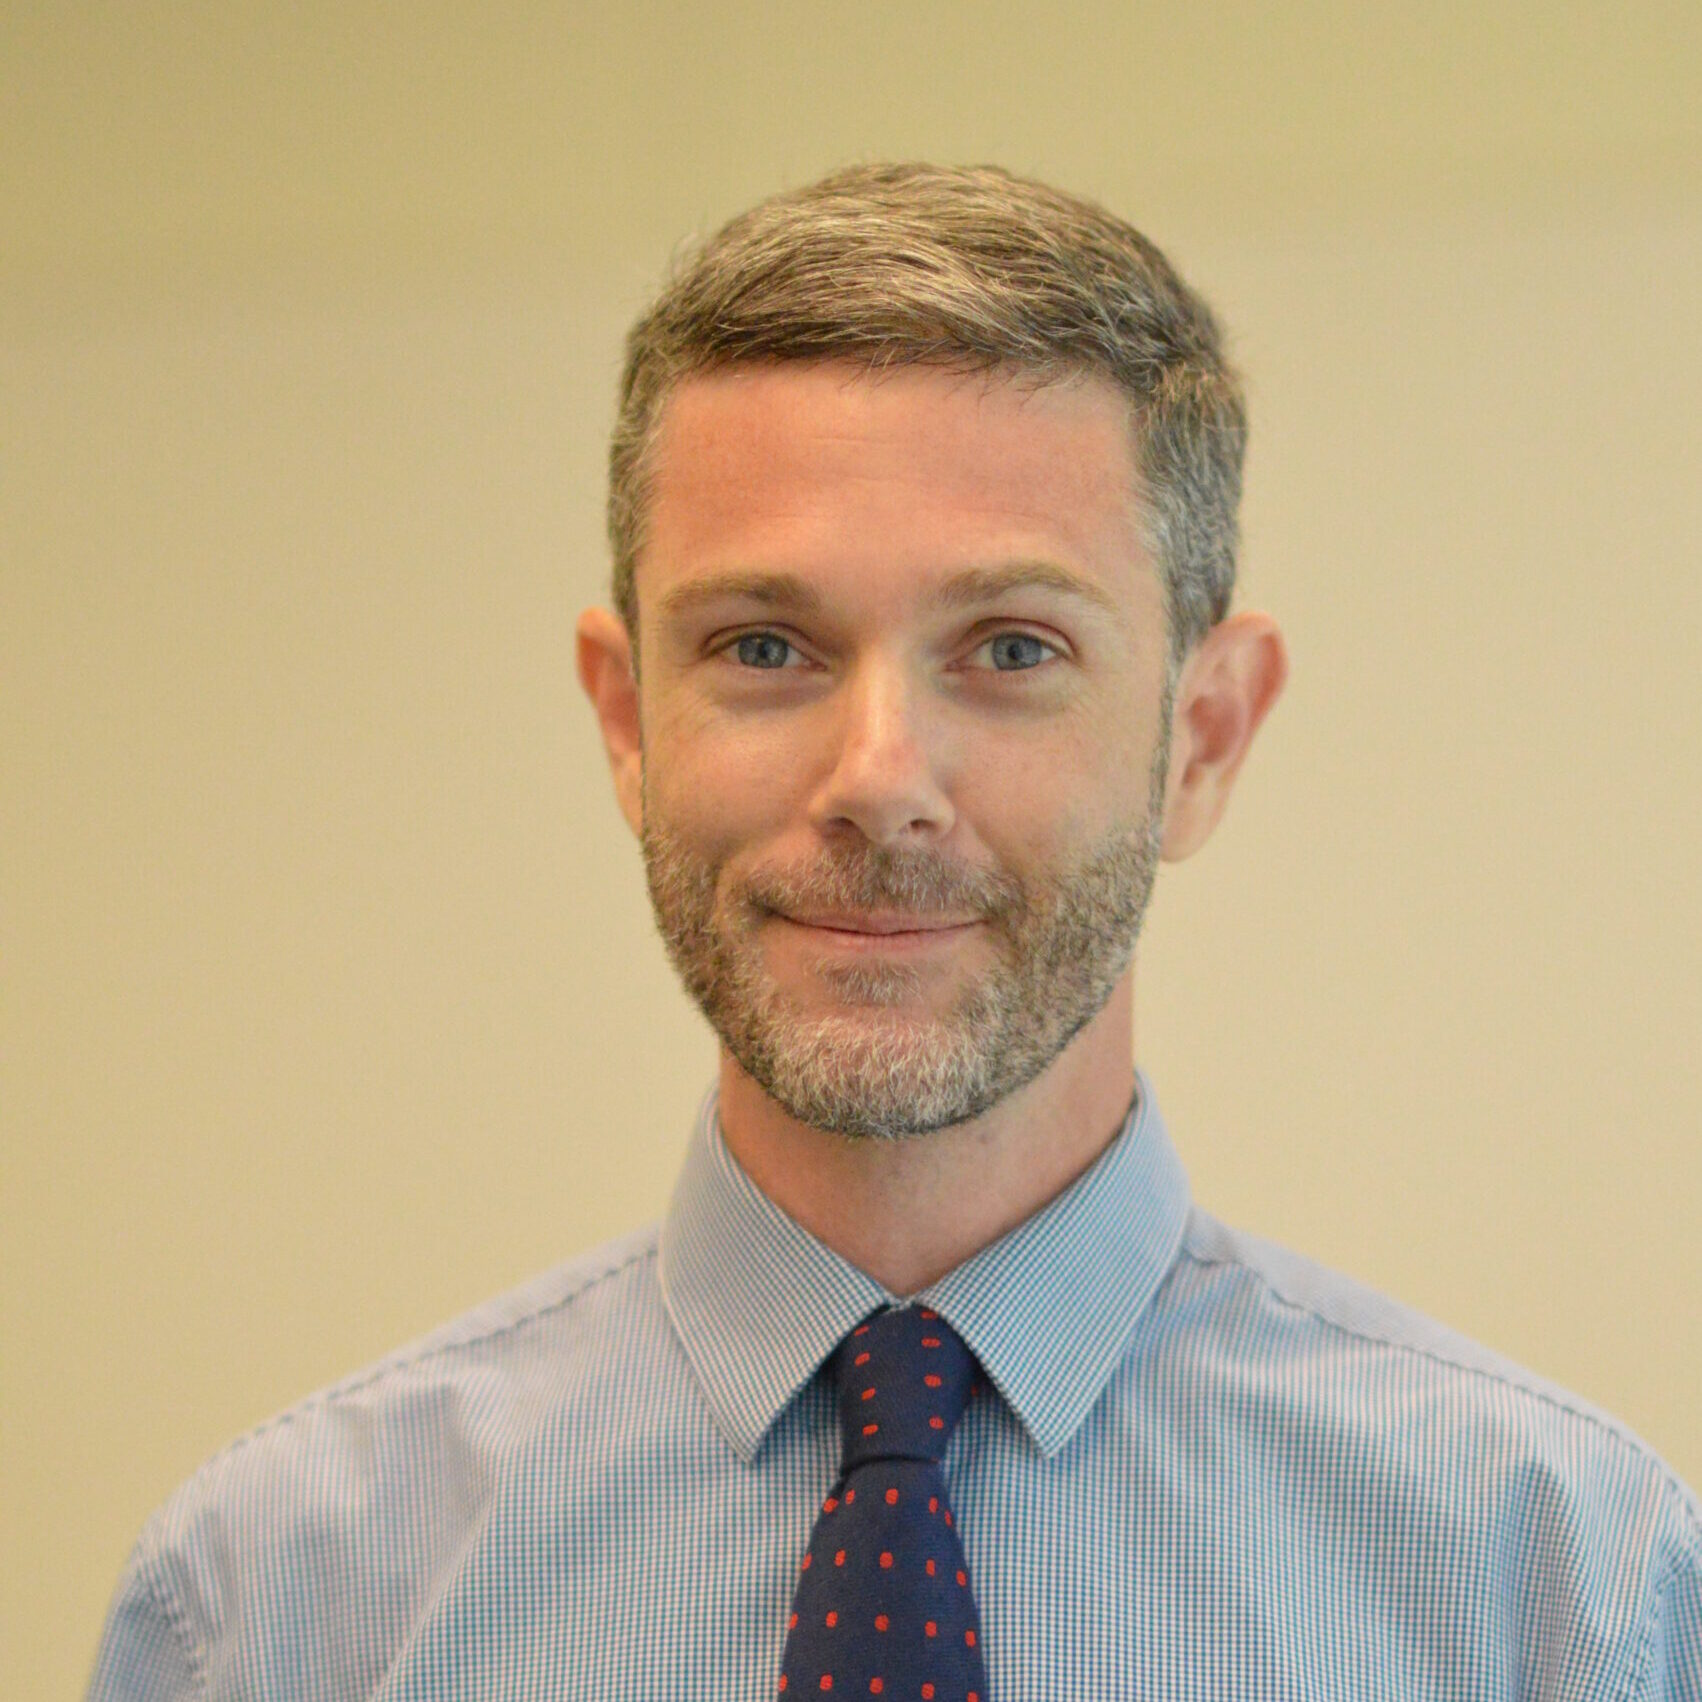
[640,361,1155,626]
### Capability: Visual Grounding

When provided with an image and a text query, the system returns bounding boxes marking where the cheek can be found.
[956,763,1076,880]
[645,722,803,857]
[964,719,1113,826]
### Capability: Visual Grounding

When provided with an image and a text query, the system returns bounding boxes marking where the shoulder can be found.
[1175,1211,1676,1438]
[1166,1208,1702,1568]
[173,1218,665,1516]
[1134,1211,1702,1694]
[89,1223,673,1699]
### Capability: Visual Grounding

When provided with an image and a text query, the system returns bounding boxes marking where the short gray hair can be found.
[607,161,1245,688]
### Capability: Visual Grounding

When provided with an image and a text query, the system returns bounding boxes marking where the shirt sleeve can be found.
[1639,1548,1702,1702]
[84,1539,203,1702]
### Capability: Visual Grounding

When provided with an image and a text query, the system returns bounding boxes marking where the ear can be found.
[1160,610,1289,862]
[575,606,644,839]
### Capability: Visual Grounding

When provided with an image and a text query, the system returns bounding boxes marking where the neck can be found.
[714,974,1138,1295]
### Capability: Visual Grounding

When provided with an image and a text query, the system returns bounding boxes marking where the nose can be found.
[806,655,956,847]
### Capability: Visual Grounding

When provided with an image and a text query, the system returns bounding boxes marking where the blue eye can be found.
[983,632,1055,671]
[731,632,796,669]
[721,629,1058,673]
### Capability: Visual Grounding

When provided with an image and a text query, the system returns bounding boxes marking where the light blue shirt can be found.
[90,1071,1702,1698]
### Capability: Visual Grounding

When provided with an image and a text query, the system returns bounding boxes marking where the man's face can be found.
[632,361,1176,1139]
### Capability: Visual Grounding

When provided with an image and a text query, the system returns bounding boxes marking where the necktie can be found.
[779,1304,990,1699]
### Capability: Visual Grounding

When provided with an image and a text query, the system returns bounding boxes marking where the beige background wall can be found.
[6,3,1700,1694]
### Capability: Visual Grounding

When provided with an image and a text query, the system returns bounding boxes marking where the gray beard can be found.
[639,709,1171,1140]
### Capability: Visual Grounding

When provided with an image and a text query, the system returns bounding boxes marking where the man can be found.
[91,163,1699,1699]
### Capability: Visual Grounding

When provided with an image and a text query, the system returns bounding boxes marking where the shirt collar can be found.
[657,1067,1191,1464]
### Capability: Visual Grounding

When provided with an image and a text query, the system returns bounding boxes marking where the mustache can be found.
[742,848,1021,921]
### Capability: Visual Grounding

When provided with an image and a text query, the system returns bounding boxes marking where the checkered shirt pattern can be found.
[88,1069,1702,1699]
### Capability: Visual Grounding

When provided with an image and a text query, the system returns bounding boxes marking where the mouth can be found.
[775,912,982,953]
[784,910,980,934]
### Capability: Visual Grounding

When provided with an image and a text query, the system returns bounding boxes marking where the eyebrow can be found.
[654,560,1123,626]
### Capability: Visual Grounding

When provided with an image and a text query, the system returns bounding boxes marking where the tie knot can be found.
[832,1305,976,1468]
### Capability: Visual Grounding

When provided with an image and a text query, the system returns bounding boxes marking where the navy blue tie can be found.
[779,1304,990,1699]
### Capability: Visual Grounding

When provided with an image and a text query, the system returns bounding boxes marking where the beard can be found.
[640,702,1172,1141]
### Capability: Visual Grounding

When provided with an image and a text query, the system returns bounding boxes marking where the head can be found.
[579,164,1286,1140]
[607,161,1247,699]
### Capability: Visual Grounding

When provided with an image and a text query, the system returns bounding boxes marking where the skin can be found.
[578,360,1287,1295]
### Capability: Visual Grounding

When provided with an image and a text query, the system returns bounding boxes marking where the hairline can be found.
[619,353,1185,688]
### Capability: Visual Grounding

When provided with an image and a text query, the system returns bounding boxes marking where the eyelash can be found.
[716,629,1064,675]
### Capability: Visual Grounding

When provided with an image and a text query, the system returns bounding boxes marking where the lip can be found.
[783,911,980,935]
[776,914,982,951]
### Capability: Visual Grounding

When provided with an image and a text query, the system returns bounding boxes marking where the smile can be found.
[775,915,982,953]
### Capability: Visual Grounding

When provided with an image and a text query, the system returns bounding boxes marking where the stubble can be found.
[640,701,1172,1140]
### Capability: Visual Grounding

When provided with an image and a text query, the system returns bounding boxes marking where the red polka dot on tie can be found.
[921,1686,935,1699]
[819,1678,832,1693]
[789,1613,799,1629]
[869,1682,883,1696]
[879,1551,893,1568]
[924,1374,942,1388]
[929,1416,945,1430]
[956,1570,967,1586]
[921,1337,940,1348]
[844,1490,855,1504]
[825,1611,837,1627]
[861,1388,876,1401]
[802,1555,812,1571]
[854,1352,870,1366]
[823,1498,837,1513]
[969,1693,979,1702]
[919,1307,937,1319]
[944,1512,953,1527]
[924,1620,937,1638]
[965,1629,976,1647]
[862,1423,878,1437]
[927,1497,938,1514]
[884,1488,898,1504]
[778,1679,787,1693]
[925,1559,935,1576]
[853,1324,870,1336]
[834,1550,846,1566]
[874,1615,889,1632]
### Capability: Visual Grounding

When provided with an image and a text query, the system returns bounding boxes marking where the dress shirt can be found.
[89,1070,1702,1699]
